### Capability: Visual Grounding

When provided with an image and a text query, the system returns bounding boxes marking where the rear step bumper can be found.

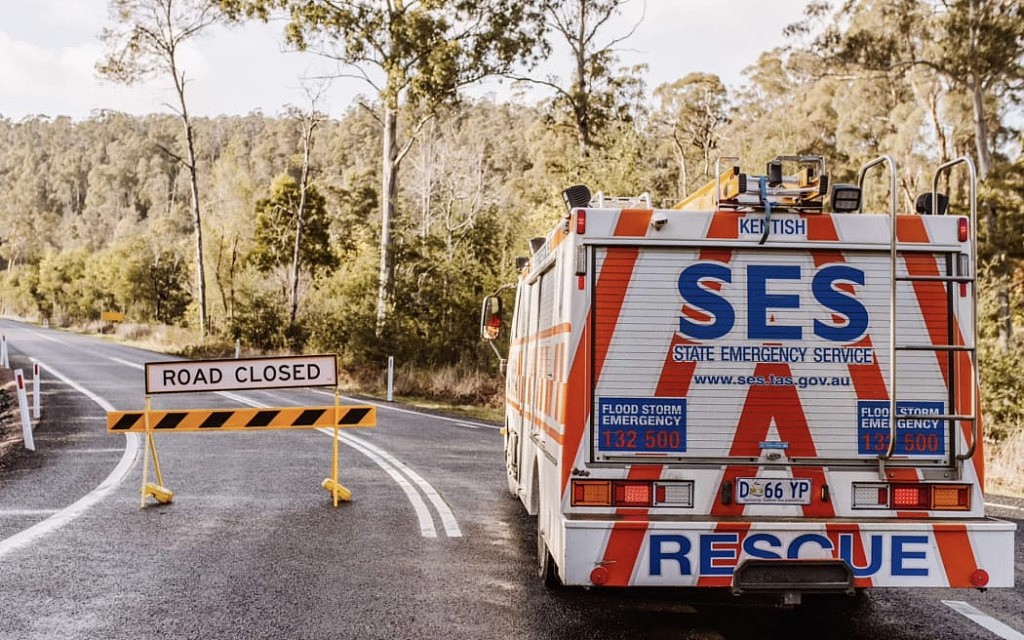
[732,559,854,595]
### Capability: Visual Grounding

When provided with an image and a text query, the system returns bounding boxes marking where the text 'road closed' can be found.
[145,355,338,394]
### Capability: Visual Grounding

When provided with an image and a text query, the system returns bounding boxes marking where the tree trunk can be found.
[376,106,400,331]
[183,118,208,339]
[290,117,316,327]
[968,75,992,181]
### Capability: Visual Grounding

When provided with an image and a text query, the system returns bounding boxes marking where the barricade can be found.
[106,354,375,508]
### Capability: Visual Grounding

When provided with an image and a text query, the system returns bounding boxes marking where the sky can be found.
[0,1,812,121]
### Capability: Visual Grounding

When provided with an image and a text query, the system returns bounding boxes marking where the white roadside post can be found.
[1,335,8,368]
[14,369,34,451]
[387,356,394,402]
[32,361,40,419]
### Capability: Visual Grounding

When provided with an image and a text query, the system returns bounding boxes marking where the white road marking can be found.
[943,601,1024,640]
[308,388,500,430]
[0,509,60,517]
[218,391,461,538]
[25,329,59,343]
[336,431,462,538]
[984,502,1024,512]
[108,357,143,369]
[320,430,437,538]
[0,361,140,559]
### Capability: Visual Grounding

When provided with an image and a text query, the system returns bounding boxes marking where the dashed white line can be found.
[108,357,144,370]
[0,360,140,559]
[943,601,1024,640]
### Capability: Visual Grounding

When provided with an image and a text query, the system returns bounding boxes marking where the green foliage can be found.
[250,174,335,274]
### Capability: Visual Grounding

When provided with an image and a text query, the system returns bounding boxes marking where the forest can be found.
[0,1,1022,485]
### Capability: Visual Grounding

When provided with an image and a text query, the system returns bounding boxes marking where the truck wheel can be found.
[537,526,561,588]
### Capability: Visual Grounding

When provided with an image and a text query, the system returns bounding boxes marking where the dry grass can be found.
[339,362,503,408]
[986,429,1024,497]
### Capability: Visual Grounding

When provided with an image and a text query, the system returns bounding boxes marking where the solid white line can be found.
[0,360,140,559]
[339,432,462,538]
[984,502,1024,512]
[943,601,1024,640]
[219,391,455,538]
[0,509,60,517]
[318,429,436,538]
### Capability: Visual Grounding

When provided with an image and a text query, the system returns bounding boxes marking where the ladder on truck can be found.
[858,156,979,480]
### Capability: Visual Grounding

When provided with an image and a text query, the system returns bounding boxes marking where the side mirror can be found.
[480,296,503,341]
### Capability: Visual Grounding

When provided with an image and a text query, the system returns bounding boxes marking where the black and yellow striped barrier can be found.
[107,405,375,432]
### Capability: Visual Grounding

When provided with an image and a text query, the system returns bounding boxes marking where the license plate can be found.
[736,478,812,505]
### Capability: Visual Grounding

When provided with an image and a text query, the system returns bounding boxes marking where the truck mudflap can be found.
[562,518,1016,588]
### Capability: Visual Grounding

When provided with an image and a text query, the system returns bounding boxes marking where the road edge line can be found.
[0,360,140,559]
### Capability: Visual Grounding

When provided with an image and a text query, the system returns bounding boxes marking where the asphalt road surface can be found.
[0,319,1021,639]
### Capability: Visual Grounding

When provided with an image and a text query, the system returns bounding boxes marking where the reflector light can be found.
[891,485,929,509]
[576,210,587,234]
[571,480,611,506]
[971,569,989,588]
[613,482,651,507]
[931,485,970,510]
[958,217,969,242]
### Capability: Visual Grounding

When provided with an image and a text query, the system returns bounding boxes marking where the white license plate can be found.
[736,478,812,505]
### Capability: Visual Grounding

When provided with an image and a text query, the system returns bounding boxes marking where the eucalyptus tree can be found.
[652,73,729,197]
[797,0,1024,348]
[218,0,548,331]
[97,0,222,337]
[511,0,644,158]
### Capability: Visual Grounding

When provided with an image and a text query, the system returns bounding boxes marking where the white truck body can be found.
[502,197,1014,592]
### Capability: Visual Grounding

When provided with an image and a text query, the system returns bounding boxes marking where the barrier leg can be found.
[321,393,351,505]
[140,397,173,506]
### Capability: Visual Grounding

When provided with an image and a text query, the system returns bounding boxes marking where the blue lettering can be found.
[786,533,833,559]
[676,262,870,344]
[891,535,929,577]
[838,533,884,577]
[742,533,782,560]
[677,263,734,340]
[699,533,737,575]
[748,265,802,340]
[812,265,869,342]
[649,535,692,576]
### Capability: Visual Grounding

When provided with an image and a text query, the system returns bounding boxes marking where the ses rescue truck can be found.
[480,154,1015,603]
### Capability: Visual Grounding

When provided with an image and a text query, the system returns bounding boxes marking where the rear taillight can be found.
[853,483,971,511]
[931,484,970,510]
[891,485,930,509]
[614,482,652,507]
[958,217,969,242]
[571,480,693,508]
[572,480,611,506]
[576,210,587,234]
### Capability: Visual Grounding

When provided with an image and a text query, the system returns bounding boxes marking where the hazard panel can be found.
[590,247,958,465]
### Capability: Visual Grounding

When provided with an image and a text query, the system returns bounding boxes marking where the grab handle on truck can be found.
[932,156,979,461]
[858,155,901,461]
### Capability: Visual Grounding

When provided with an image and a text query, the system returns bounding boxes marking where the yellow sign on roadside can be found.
[101,311,125,322]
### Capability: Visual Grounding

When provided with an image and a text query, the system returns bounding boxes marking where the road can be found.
[0,319,1021,640]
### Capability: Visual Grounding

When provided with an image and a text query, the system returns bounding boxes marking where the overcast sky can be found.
[0,1,811,121]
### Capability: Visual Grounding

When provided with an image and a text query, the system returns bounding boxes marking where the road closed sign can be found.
[145,355,338,394]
